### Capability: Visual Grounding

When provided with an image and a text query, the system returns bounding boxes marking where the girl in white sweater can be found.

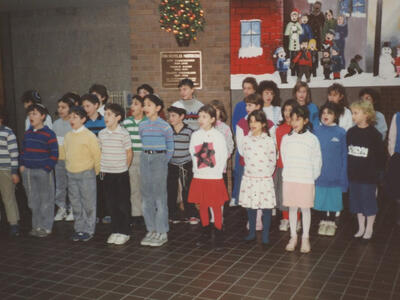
[188,105,229,249]
[281,106,322,253]
[327,83,353,131]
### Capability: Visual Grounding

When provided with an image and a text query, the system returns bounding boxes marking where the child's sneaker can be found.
[114,234,130,245]
[29,228,41,237]
[54,207,67,221]
[279,219,289,231]
[9,225,20,237]
[300,237,311,253]
[72,232,82,242]
[140,232,155,246]
[285,236,297,252]
[80,232,93,242]
[36,228,51,238]
[107,233,118,244]
[149,233,168,247]
[318,221,327,236]
[65,210,74,221]
[102,216,111,224]
[325,222,337,236]
[188,217,200,225]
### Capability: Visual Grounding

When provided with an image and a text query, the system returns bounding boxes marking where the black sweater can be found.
[347,125,385,184]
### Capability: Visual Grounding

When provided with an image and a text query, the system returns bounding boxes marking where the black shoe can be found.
[196,225,211,247]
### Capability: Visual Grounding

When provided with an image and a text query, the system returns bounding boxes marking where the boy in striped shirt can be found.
[20,104,58,238]
[139,95,174,247]
[0,111,20,236]
[166,103,198,224]
[99,103,132,245]
[123,95,147,226]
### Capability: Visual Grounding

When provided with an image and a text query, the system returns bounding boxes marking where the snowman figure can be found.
[379,42,396,79]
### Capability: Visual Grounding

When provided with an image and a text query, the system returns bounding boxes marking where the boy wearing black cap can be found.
[292,38,312,83]
[21,90,53,130]
[167,103,198,225]
[139,95,174,247]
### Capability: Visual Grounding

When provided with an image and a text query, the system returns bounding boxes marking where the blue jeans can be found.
[67,169,97,235]
[232,151,244,205]
[22,168,55,232]
[140,153,169,234]
[55,160,69,209]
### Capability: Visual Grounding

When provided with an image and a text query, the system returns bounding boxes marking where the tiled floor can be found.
[1,194,400,300]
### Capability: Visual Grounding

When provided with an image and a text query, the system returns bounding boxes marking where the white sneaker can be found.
[318,221,327,236]
[54,207,66,221]
[114,234,130,245]
[188,217,200,225]
[107,233,119,244]
[325,222,337,236]
[285,236,297,252]
[149,233,168,247]
[300,237,311,253]
[65,210,74,221]
[140,232,155,246]
[229,198,237,207]
[279,219,289,231]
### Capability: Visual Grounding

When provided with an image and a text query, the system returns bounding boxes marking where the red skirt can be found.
[188,178,229,207]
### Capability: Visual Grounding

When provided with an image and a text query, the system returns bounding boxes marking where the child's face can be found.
[296,87,308,105]
[291,113,308,133]
[326,11,333,20]
[332,49,338,56]
[104,110,121,129]
[337,16,344,25]
[321,109,335,126]
[69,113,86,130]
[351,108,368,126]
[301,15,308,24]
[24,101,33,110]
[130,99,144,119]
[91,92,105,106]
[323,51,330,58]
[249,116,264,136]
[179,85,194,100]
[82,100,99,118]
[57,101,70,119]
[328,91,343,104]
[301,42,308,50]
[246,103,260,115]
[283,105,293,124]
[242,83,256,97]
[28,109,45,129]
[143,99,160,119]
[138,88,150,98]
[262,89,274,107]
[168,111,184,127]
[198,111,214,131]
[360,93,373,104]
[326,33,334,41]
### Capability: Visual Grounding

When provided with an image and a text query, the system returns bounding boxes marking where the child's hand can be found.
[19,166,25,173]
[11,174,20,184]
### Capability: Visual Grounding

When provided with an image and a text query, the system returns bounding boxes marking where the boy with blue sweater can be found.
[20,104,58,238]
[139,95,174,247]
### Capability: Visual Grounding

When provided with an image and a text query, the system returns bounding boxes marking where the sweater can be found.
[189,127,228,180]
[170,123,193,166]
[215,120,234,156]
[20,126,58,172]
[85,114,105,136]
[63,126,101,175]
[293,50,312,67]
[139,117,174,161]
[276,122,292,168]
[314,124,348,191]
[347,125,384,184]
[388,112,400,156]
[338,107,353,131]
[52,118,72,160]
[172,99,204,130]
[263,106,282,126]
[0,125,19,174]
[307,103,320,131]
[281,130,322,184]
[375,111,387,140]
[123,116,147,152]
[232,100,247,133]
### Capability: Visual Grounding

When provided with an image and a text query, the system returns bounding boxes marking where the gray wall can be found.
[1,1,131,140]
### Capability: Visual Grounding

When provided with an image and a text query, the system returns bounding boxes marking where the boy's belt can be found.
[143,150,166,154]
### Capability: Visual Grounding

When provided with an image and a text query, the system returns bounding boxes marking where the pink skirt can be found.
[283,182,315,208]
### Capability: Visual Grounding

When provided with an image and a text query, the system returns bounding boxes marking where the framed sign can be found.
[161,51,202,89]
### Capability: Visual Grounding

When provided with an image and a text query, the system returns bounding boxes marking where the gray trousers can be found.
[22,168,55,232]
[67,169,97,235]
[0,170,20,225]
[129,152,142,217]
[55,160,68,209]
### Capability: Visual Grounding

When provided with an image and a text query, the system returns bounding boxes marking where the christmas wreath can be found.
[159,0,205,46]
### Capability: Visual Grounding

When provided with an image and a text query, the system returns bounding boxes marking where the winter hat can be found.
[273,47,285,57]
[327,29,336,36]
[291,8,301,16]
[167,101,186,115]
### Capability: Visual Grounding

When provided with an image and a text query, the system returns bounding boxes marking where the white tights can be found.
[289,207,311,238]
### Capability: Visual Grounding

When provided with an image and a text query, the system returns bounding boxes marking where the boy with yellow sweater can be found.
[64,106,101,242]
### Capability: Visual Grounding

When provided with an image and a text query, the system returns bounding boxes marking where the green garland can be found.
[159,0,205,42]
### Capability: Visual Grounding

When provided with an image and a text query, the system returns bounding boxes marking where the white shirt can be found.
[338,107,353,131]
[97,105,105,116]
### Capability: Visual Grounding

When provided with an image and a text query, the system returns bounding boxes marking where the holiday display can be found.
[159,0,205,47]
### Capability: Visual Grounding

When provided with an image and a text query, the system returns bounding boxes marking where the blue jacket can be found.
[307,103,320,131]
[300,24,313,42]
[314,124,348,191]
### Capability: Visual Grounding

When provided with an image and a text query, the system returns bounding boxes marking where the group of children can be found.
[0,76,397,253]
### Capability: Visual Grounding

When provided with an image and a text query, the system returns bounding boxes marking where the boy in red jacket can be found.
[293,38,312,83]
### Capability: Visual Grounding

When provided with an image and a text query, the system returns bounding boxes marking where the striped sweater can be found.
[0,125,19,174]
[122,116,147,152]
[139,117,174,161]
[20,126,59,172]
[170,123,193,165]
[85,114,105,136]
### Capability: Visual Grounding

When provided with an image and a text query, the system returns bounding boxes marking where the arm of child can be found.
[215,132,229,175]
[388,113,397,157]
[8,130,19,176]
[126,148,133,168]
[45,131,59,172]
[236,125,244,156]
[90,135,101,175]
[225,125,235,157]
[123,129,133,167]
[312,136,322,180]
[340,132,348,192]
[165,125,174,162]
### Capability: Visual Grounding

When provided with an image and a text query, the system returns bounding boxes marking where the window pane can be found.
[251,21,260,35]
[241,35,251,48]
[241,21,251,35]
[251,35,260,47]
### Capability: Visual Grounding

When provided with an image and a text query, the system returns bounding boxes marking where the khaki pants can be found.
[0,170,20,225]
[129,152,142,217]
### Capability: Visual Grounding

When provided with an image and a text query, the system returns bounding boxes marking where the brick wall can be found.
[231,0,283,74]
[129,0,230,112]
